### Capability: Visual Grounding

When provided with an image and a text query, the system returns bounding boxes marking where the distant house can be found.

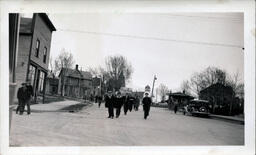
[15,13,56,103]
[58,64,92,98]
[167,91,194,110]
[199,83,235,115]
[45,71,59,95]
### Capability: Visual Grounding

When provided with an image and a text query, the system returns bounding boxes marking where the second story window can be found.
[35,39,40,57]
[43,47,47,63]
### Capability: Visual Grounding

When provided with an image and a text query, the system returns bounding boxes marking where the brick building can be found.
[58,65,92,98]
[15,13,56,102]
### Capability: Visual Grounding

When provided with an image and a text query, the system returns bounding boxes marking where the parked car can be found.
[183,99,210,117]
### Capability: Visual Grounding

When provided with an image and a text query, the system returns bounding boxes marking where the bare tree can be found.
[54,48,75,96]
[180,80,192,95]
[157,83,169,102]
[188,66,228,97]
[104,55,133,91]
[226,71,244,97]
[54,48,75,75]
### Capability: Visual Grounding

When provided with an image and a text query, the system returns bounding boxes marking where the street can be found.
[10,101,244,146]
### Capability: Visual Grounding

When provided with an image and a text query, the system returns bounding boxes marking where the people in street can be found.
[98,95,102,108]
[16,83,27,115]
[105,91,114,119]
[123,93,129,115]
[25,80,33,115]
[114,91,124,118]
[128,95,135,112]
[134,95,140,111]
[174,104,178,114]
[142,92,152,120]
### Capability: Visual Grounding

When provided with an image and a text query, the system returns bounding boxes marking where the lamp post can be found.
[151,75,157,98]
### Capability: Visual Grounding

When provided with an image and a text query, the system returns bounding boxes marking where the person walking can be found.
[128,95,135,112]
[174,104,178,114]
[134,95,140,111]
[98,95,102,108]
[16,83,27,115]
[105,91,114,119]
[123,93,129,115]
[25,80,33,115]
[114,91,124,118]
[142,92,152,120]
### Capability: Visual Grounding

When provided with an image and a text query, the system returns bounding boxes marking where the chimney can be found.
[75,64,78,70]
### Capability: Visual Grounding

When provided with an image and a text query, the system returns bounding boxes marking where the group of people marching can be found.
[103,91,152,120]
[16,80,34,115]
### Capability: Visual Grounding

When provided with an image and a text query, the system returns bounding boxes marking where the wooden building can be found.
[15,13,56,103]
[58,65,92,98]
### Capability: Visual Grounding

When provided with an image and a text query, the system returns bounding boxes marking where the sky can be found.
[46,13,244,94]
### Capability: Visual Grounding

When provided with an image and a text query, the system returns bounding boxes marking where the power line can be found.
[58,28,244,49]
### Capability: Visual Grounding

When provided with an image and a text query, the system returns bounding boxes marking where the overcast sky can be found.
[47,13,244,93]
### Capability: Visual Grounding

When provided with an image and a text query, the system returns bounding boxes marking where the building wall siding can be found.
[14,35,31,102]
[30,14,52,70]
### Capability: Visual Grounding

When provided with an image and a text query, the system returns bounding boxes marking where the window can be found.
[35,39,40,57]
[28,65,36,87]
[38,71,45,93]
[43,47,47,63]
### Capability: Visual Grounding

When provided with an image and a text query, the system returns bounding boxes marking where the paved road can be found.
[10,102,244,146]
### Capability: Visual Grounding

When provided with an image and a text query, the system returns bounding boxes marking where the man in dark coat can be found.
[142,92,152,120]
[105,91,114,119]
[16,83,27,115]
[114,91,124,118]
[128,95,135,112]
[134,95,140,111]
[123,93,129,115]
[25,80,33,115]
[98,95,102,108]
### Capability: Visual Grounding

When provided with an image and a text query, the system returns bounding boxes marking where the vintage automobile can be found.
[183,99,210,117]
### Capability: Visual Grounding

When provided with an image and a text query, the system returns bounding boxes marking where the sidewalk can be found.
[13,100,86,113]
[209,114,244,125]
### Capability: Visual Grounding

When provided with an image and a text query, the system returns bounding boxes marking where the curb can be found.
[209,115,244,125]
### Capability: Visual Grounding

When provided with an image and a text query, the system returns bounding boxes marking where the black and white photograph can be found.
[1,1,255,155]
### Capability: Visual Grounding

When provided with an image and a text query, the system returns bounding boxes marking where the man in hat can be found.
[114,91,124,118]
[16,82,27,115]
[123,93,130,115]
[105,91,114,118]
[142,92,152,120]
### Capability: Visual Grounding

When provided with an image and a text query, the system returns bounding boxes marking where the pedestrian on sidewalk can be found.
[142,92,152,120]
[25,80,34,115]
[114,91,124,118]
[16,83,27,115]
[98,95,102,108]
[105,91,114,119]
[123,93,129,115]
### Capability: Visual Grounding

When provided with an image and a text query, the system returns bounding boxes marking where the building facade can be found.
[15,13,56,103]
[58,65,92,98]
[45,71,59,95]
[167,91,194,110]
[199,83,237,115]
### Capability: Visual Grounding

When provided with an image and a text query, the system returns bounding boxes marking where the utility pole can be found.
[151,75,157,98]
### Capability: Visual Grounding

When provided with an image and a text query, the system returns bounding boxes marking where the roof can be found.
[169,92,194,99]
[38,13,56,31]
[19,17,32,34]
[190,99,209,103]
[200,83,233,94]
[59,68,92,80]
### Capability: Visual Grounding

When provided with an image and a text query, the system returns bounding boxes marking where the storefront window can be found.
[28,65,36,87]
[38,71,45,93]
